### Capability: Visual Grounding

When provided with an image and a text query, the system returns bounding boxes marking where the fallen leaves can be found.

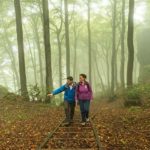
[0,99,64,149]
[92,102,150,149]
[1,99,150,149]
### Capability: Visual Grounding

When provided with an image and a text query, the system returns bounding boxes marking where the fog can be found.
[1,1,150,149]
[0,0,150,99]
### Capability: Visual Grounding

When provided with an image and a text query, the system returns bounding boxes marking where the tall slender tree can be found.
[14,0,28,99]
[87,0,92,84]
[42,0,53,99]
[127,0,135,87]
[120,0,125,89]
[73,19,77,80]
[24,26,37,84]
[57,0,63,86]
[64,0,70,76]
[49,1,63,87]
[111,0,117,97]
[94,52,105,93]
[3,28,20,89]
[31,16,44,94]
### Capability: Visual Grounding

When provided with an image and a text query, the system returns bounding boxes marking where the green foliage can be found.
[125,85,141,99]
[124,84,150,107]
[132,84,150,98]
[124,85,141,107]
[28,84,41,101]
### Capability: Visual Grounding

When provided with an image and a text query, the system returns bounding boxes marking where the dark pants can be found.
[64,100,75,123]
[79,100,90,122]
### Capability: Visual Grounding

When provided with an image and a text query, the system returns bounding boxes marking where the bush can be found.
[126,85,141,99]
[28,84,41,101]
[124,85,142,107]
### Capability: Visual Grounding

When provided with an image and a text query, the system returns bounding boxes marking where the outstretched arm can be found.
[48,85,66,97]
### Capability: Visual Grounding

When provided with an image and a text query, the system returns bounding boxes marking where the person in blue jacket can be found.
[48,76,76,126]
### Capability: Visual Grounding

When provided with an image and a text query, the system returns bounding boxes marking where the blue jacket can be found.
[52,83,76,102]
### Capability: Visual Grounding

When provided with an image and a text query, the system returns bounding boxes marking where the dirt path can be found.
[0,99,150,150]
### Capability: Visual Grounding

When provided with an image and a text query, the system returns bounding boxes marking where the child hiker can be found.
[48,76,76,126]
[75,74,93,126]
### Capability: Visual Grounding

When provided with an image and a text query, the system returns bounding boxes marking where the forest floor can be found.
[0,97,150,150]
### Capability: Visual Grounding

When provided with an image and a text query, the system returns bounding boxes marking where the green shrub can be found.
[124,85,141,107]
[125,85,141,99]
[28,84,41,101]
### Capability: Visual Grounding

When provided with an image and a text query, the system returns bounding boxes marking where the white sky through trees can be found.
[0,0,148,91]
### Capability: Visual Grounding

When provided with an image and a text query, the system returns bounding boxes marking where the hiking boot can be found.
[81,122,86,126]
[86,118,90,122]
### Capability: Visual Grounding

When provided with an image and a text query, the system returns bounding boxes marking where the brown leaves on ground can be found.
[92,101,150,150]
[0,99,64,149]
[0,98,150,150]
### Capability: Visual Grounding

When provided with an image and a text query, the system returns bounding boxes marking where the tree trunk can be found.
[115,39,121,89]
[58,0,63,87]
[87,0,92,84]
[64,0,70,76]
[94,54,105,93]
[120,0,125,89]
[57,31,63,86]
[24,26,37,84]
[73,21,77,80]
[111,0,117,96]
[42,0,53,100]
[4,29,20,90]
[127,0,134,87]
[3,43,18,91]
[14,0,28,100]
[33,19,44,94]
[114,55,118,88]
[106,49,110,90]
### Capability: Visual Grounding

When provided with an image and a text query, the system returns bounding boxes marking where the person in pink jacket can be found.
[75,74,93,126]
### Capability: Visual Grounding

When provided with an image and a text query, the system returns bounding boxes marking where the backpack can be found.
[76,81,90,92]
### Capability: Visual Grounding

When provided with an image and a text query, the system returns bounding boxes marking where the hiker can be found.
[75,74,93,126]
[48,76,76,126]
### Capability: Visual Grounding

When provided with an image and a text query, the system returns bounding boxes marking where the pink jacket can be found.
[75,82,93,101]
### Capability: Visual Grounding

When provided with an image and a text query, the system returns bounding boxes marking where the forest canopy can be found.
[0,0,150,100]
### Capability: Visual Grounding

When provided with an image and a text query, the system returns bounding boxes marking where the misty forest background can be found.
[1,0,150,149]
[0,0,150,103]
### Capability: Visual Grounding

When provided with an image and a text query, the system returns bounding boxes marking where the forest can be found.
[0,0,150,149]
